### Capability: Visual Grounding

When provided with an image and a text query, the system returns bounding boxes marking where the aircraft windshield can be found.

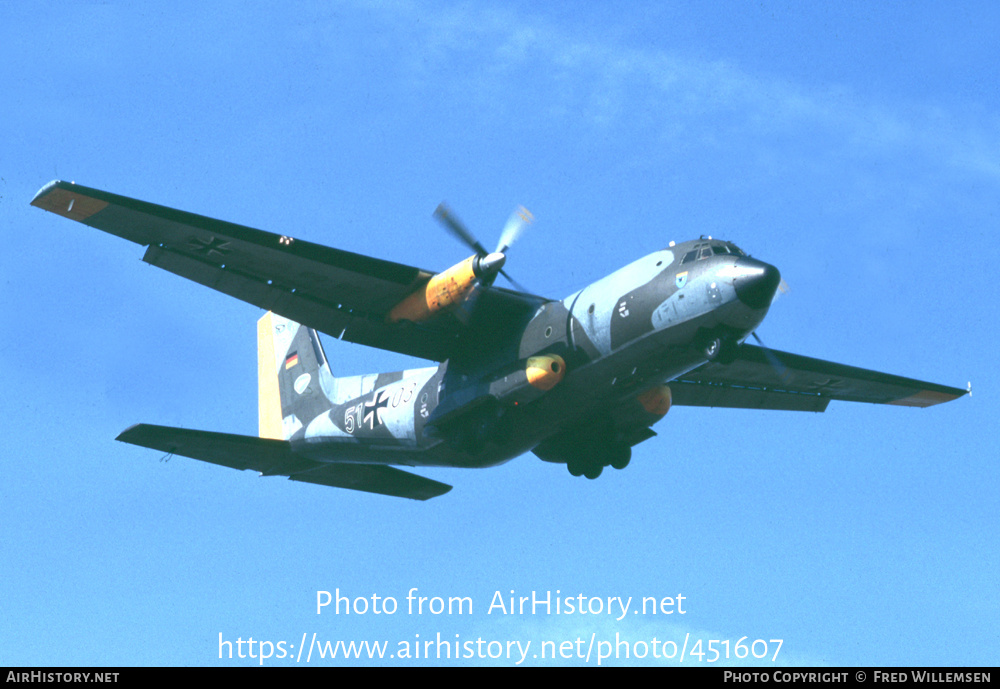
[681,241,747,264]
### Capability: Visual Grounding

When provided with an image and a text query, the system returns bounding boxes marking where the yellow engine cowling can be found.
[526,354,566,391]
[387,256,479,323]
[487,353,567,406]
[636,384,672,416]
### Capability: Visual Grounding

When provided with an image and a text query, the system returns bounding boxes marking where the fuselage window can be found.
[681,250,697,264]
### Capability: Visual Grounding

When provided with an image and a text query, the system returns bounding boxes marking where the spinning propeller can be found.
[748,278,791,382]
[433,203,533,293]
[750,330,791,383]
[386,203,535,323]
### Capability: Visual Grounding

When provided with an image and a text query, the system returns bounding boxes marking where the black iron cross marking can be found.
[188,236,232,258]
[808,378,846,395]
[363,390,390,430]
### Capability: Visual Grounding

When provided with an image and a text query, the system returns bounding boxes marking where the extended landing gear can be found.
[565,444,631,479]
[702,335,722,360]
[608,444,631,470]
[533,427,635,481]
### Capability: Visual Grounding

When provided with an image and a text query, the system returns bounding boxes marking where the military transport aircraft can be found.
[32,181,968,500]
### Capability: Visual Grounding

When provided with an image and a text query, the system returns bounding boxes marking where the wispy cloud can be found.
[370,3,1000,183]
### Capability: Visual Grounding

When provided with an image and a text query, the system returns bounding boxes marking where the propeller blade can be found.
[433,203,489,257]
[751,331,791,384]
[772,278,790,302]
[498,268,530,294]
[496,205,533,254]
[453,283,483,324]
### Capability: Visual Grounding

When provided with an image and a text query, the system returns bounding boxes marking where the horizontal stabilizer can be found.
[117,424,452,500]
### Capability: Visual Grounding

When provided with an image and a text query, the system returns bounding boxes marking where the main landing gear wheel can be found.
[566,459,604,479]
[567,457,603,479]
[609,445,631,470]
[567,445,630,478]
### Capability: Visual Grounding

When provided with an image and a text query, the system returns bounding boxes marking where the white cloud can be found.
[366,2,1000,184]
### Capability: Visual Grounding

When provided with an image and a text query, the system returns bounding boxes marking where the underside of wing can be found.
[117,423,452,500]
[670,344,967,412]
[32,180,541,361]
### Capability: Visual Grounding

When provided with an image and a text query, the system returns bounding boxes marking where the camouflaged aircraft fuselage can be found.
[282,240,780,472]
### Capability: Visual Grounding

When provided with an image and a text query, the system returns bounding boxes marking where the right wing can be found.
[31,180,543,362]
[670,344,968,412]
[117,424,452,501]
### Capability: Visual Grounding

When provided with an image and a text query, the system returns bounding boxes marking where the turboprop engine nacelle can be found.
[635,385,672,417]
[488,354,566,405]
[387,253,506,323]
[592,384,672,450]
[425,354,567,437]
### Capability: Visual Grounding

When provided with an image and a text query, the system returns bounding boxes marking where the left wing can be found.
[117,424,452,500]
[670,344,968,412]
[31,180,541,361]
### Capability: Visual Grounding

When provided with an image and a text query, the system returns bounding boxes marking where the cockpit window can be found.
[684,241,740,263]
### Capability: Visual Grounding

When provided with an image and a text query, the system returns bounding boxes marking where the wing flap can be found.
[671,344,967,411]
[670,381,830,412]
[116,423,452,500]
[141,244,453,360]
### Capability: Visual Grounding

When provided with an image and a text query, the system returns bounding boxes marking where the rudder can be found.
[257,311,334,440]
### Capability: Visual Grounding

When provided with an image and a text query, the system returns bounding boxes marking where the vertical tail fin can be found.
[257,312,334,440]
[257,313,284,439]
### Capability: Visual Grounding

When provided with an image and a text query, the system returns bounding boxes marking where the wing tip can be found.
[116,423,147,442]
[31,179,109,220]
[31,179,65,206]
[886,388,968,408]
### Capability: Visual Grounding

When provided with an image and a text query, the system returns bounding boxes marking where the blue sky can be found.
[2,1,996,667]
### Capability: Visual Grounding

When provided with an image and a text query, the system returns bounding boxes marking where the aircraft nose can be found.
[733,259,781,309]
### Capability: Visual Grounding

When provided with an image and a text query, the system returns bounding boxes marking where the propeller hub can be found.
[475,252,507,278]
